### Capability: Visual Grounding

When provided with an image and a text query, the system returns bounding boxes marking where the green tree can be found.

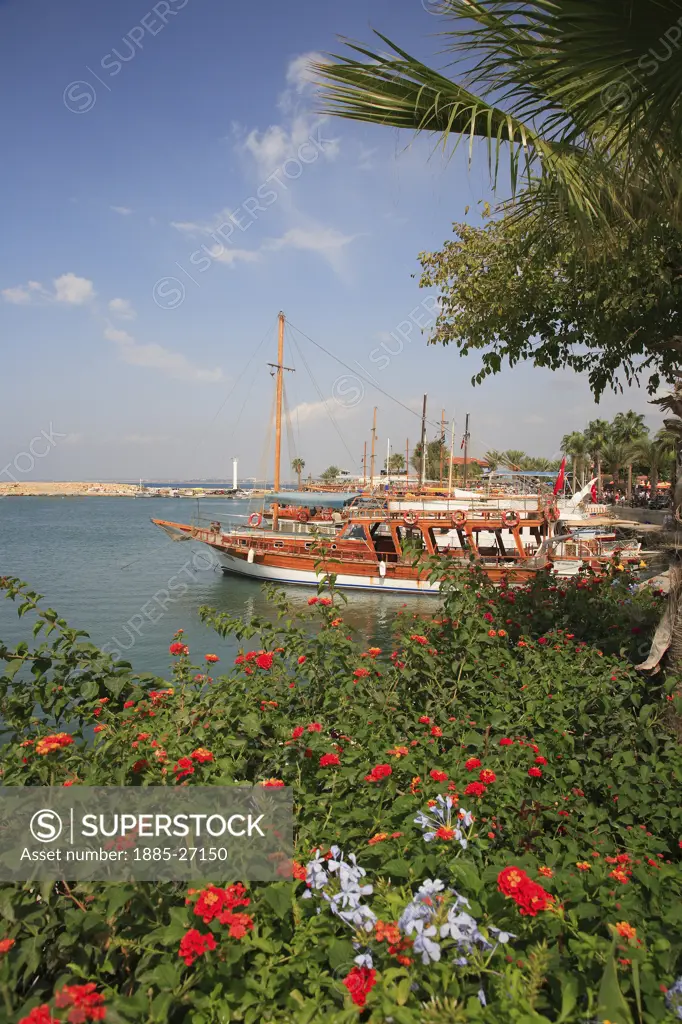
[320,465,341,484]
[291,458,306,490]
[561,432,590,492]
[411,438,447,481]
[313,1,682,236]
[626,433,674,495]
[500,450,526,471]
[484,449,502,471]
[612,411,649,500]
[385,453,406,474]
[583,420,612,501]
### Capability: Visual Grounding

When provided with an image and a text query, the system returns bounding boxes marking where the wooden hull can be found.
[152,519,543,593]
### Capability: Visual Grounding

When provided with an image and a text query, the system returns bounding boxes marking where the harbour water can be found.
[0,497,435,676]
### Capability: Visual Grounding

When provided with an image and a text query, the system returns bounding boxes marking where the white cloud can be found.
[53,273,95,305]
[111,206,132,215]
[264,226,357,260]
[285,51,324,93]
[206,245,260,266]
[108,297,136,320]
[241,114,339,179]
[291,399,357,424]
[2,286,32,304]
[2,275,93,306]
[104,324,223,383]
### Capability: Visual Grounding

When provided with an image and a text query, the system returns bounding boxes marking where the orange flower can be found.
[576,861,591,871]
[387,746,409,758]
[368,833,388,845]
[0,938,15,954]
[261,778,285,788]
[35,733,74,756]
[330,618,342,627]
[614,922,637,940]
[488,629,497,637]
[498,629,507,637]
[204,654,220,663]
[538,866,553,878]
[375,920,401,944]
[368,647,381,657]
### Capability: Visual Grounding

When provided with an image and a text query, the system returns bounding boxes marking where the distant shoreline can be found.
[0,482,269,498]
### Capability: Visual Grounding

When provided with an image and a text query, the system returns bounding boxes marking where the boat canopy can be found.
[491,470,557,478]
[267,491,363,508]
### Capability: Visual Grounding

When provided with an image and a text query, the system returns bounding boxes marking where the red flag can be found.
[591,482,597,503]
[553,457,566,496]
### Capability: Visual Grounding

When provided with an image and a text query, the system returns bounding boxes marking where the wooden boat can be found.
[152,312,556,593]
[152,503,554,593]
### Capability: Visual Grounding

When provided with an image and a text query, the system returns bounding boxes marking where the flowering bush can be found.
[0,567,681,1022]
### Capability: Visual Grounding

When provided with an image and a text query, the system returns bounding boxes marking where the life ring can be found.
[321,510,333,521]
[543,504,560,523]
[297,509,310,523]
[340,508,350,520]
[403,510,418,527]
[452,510,467,527]
[248,512,262,528]
[502,509,520,528]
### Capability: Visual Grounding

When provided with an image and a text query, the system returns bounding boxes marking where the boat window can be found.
[344,524,368,541]
[331,543,337,550]
[274,541,284,548]
[304,542,313,549]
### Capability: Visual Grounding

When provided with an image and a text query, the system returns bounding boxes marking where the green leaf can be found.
[262,882,291,921]
[598,954,633,1024]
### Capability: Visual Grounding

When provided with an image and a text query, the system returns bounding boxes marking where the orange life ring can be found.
[403,510,418,527]
[248,512,262,528]
[452,510,467,527]
[297,509,310,523]
[544,504,560,523]
[321,510,333,521]
[502,509,520,528]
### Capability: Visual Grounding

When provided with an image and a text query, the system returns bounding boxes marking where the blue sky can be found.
[0,0,664,483]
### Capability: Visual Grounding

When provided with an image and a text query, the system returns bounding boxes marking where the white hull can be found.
[216,551,443,594]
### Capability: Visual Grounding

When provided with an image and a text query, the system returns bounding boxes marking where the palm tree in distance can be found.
[626,432,675,495]
[560,431,590,491]
[291,458,306,491]
[484,449,502,471]
[612,411,648,499]
[500,450,526,471]
[583,420,611,501]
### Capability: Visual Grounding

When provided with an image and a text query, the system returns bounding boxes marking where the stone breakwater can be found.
[0,482,139,497]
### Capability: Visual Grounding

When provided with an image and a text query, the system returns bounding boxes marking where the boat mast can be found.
[419,395,427,489]
[463,412,470,489]
[386,436,390,488]
[440,408,445,484]
[406,438,409,484]
[362,441,367,487]
[271,311,285,531]
[447,418,455,498]
[370,407,377,490]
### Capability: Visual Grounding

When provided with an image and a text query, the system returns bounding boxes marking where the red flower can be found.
[35,733,73,756]
[261,778,285,787]
[419,715,431,724]
[465,757,481,772]
[292,726,304,739]
[430,726,443,737]
[93,726,106,734]
[204,654,219,663]
[498,867,553,916]
[191,748,213,763]
[178,928,217,966]
[410,634,428,644]
[123,700,135,708]
[343,966,377,1008]
[499,738,514,746]
[307,722,322,732]
[0,937,14,954]
[354,667,371,678]
[534,756,547,765]
[483,612,493,623]
[464,781,486,797]
[319,753,340,767]
[131,759,148,773]
[219,910,254,939]
[429,769,448,782]
[479,769,496,784]
[169,642,189,656]
[528,766,543,778]
[319,597,332,606]
[434,826,456,841]
[192,883,250,923]
[18,1007,59,1024]
[255,652,274,670]
[365,764,392,782]
[54,982,106,1020]
[297,655,307,664]
[307,596,318,605]
[174,757,195,780]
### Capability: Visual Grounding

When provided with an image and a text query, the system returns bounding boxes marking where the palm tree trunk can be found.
[627,463,633,501]
[650,464,659,494]
[297,470,302,489]
[572,457,577,495]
